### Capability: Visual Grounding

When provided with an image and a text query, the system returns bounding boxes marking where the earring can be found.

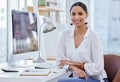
[70,23,73,26]
[85,22,88,25]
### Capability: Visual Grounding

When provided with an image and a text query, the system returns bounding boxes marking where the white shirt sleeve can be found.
[84,32,104,76]
[56,31,69,69]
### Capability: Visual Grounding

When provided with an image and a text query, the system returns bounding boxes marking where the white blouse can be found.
[56,27,107,82]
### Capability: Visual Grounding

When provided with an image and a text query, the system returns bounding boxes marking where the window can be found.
[94,0,120,55]
[0,0,7,63]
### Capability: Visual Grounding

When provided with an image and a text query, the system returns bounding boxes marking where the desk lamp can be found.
[34,16,56,63]
[32,0,56,63]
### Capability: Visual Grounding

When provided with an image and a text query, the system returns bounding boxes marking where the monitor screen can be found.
[11,10,39,61]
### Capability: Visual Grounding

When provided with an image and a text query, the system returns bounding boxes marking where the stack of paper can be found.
[19,69,50,76]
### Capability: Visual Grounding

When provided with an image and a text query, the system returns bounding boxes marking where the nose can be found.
[74,15,80,20]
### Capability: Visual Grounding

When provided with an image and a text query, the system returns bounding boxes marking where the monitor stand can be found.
[33,57,46,63]
[8,59,34,68]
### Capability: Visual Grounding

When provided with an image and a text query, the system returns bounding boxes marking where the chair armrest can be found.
[113,68,120,82]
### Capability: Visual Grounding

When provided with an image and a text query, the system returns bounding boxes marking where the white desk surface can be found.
[0,61,71,82]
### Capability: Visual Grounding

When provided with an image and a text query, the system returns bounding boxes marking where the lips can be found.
[73,20,81,25]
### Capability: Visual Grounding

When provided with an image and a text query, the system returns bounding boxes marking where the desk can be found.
[0,61,71,82]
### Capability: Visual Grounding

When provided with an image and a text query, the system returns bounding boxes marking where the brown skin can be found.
[59,60,85,70]
[69,65,87,79]
[59,5,88,79]
[58,60,87,79]
[71,6,88,48]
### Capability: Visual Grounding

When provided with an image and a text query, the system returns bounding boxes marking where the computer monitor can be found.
[9,10,39,67]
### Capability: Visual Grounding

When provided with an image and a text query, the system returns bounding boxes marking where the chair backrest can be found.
[104,54,120,82]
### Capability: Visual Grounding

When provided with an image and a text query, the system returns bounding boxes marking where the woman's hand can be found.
[59,60,85,70]
[58,60,69,68]
[60,60,75,65]
[58,60,75,68]
[73,66,87,79]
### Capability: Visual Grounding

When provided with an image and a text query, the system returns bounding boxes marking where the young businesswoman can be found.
[56,2,109,82]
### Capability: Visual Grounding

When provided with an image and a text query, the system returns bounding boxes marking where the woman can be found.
[56,2,109,82]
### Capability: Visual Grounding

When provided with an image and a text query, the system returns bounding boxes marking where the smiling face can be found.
[70,6,88,28]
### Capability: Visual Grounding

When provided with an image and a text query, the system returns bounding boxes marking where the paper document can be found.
[19,69,50,76]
